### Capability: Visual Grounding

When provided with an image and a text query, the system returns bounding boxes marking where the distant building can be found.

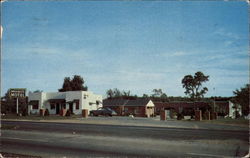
[154,100,241,118]
[103,98,155,117]
[28,91,102,115]
[154,101,210,115]
[216,100,241,118]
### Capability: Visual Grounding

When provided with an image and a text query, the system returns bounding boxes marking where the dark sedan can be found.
[90,107,117,116]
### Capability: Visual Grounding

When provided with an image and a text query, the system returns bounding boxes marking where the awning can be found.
[29,100,39,105]
[48,99,65,103]
[66,99,79,103]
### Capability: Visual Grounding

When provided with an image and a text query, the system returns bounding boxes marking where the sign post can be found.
[16,97,19,115]
[8,88,26,115]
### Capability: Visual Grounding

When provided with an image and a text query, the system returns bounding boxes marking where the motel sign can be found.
[8,88,26,115]
[8,88,26,98]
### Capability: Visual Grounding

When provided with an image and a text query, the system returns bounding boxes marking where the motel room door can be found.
[69,103,73,113]
[56,103,60,114]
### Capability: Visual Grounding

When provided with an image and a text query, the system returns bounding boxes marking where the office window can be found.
[51,103,55,109]
[124,107,128,112]
[33,104,38,109]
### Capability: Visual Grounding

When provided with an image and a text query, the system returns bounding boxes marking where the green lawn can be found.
[1,114,82,120]
[1,114,249,127]
[1,152,41,158]
[202,117,249,126]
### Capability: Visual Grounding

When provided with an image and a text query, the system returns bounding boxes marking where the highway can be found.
[1,120,249,157]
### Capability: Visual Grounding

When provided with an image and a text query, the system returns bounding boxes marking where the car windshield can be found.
[105,107,112,111]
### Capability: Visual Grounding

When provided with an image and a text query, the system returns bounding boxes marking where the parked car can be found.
[90,107,117,117]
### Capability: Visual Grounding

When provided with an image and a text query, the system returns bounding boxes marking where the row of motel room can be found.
[26,90,241,118]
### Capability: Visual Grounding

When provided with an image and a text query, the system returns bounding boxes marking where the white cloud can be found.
[3,46,62,61]
[213,28,240,40]
[27,47,61,55]
[224,40,233,47]
[155,50,200,58]
[171,51,186,56]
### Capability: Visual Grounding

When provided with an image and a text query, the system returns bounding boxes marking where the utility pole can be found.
[16,97,19,115]
[213,87,215,112]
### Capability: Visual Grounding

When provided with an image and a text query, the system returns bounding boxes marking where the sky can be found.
[1,1,249,98]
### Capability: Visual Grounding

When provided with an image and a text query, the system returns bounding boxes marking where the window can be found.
[51,103,55,110]
[33,104,38,109]
[124,107,128,112]
[29,100,39,109]
[62,103,66,109]
[134,108,139,114]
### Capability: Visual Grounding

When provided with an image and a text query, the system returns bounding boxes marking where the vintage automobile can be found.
[89,107,117,117]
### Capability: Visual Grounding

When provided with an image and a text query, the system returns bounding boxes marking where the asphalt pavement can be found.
[1,120,249,157]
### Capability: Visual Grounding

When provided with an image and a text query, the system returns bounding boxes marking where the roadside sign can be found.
[8,88,26,98]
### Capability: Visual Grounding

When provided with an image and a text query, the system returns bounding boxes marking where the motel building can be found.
[103,98,155,117]
[28,91,102,115]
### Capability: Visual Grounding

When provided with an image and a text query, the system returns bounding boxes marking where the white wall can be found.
[146,100,155,107]
[44,92,66,114]
[81,91,103,114]
[28,92,41,114]
[229,101,242,118]
[28,91,102,115]
[228,101,234,118]
[65,91,82,114]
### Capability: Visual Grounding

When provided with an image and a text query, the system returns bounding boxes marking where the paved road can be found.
[1,120,249,157]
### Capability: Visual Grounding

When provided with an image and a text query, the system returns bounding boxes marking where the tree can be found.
[113,88,122,97]
[71,75,88,91]
[151,89,168,98]
[106,89,114,99]
[122,90,131,97]
[151,89,163,97]
[160,93,168,99]
[142,94,149,98]
[182,71,209,100]
[105,88,133,99]
[106,88,122,99]
[58,75,88,92]
[60,77,72,92]
[232,84,249,116]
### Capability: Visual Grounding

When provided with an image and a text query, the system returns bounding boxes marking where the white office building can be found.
[28,91,102,115]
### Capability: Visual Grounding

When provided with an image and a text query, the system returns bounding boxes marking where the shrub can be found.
[66,110,71,116]
[177,113,184,120]
[21,108,28,116]
[45,109,50,116]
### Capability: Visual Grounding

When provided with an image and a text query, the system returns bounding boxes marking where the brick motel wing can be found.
[103,99,155,117]
[28,91,102,115]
